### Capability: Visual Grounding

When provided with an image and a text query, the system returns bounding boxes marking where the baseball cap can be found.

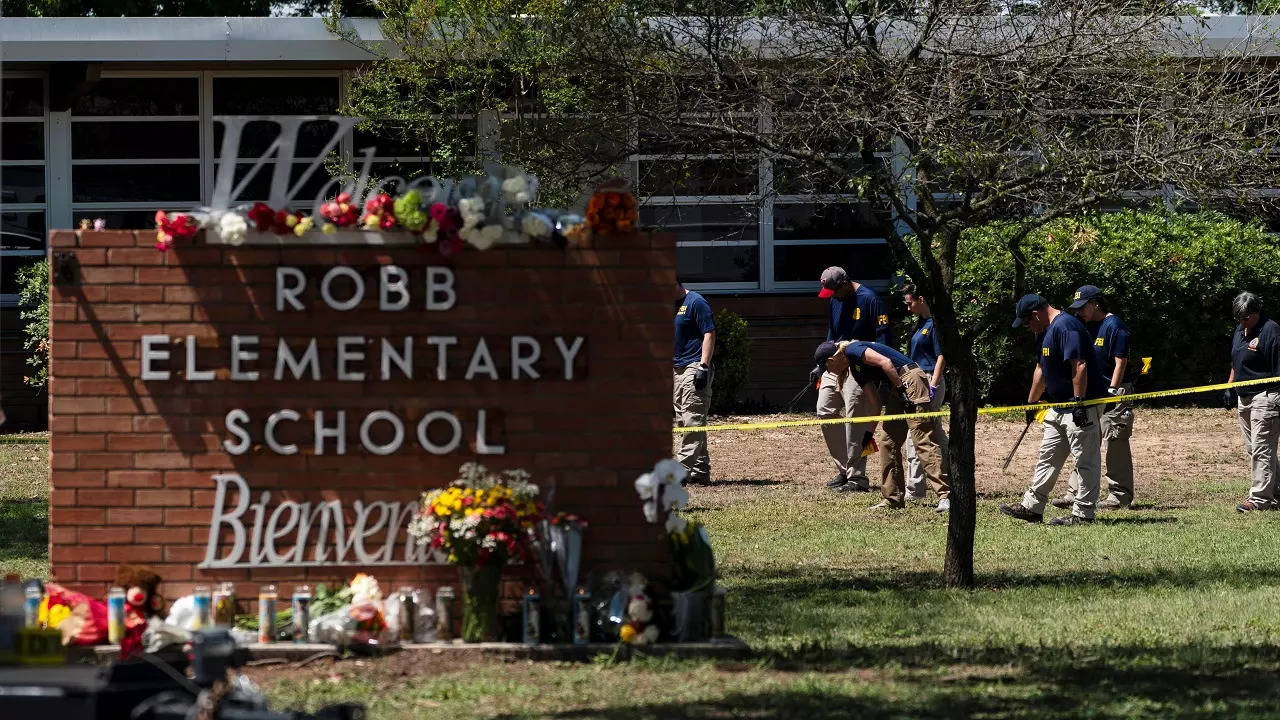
[813,341,839,369]
[1067,285,1103,311]
[817,266,849,299]
[1012,294,1048,328]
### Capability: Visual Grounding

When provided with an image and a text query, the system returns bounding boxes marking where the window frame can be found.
[1,71,50,306]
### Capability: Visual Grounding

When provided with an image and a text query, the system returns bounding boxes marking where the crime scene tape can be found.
[672,375,1280,434]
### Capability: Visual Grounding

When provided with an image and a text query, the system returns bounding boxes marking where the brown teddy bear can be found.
[115,564,163,658]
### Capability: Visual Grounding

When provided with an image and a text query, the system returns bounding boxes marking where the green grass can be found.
[0,434,48,578]
[12,416,1280,717]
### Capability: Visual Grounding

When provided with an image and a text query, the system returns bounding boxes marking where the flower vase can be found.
[459,564,503,642]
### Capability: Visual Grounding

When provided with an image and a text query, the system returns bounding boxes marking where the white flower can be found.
[458,197,485,229]
[502,175,533,204]
[666,512,688,535]
[521,212,553,239]
[217,212,248,246]
[462,224,503,250]
[349,574,381,605]
[459,463,488,484]
[422,221,439,244]
[653,459,687,487]
[663,482,690,513]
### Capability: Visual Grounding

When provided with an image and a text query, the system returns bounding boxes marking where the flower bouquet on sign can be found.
[408,463,542,642]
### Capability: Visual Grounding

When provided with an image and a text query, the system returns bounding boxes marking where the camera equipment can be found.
[0,630,365,720]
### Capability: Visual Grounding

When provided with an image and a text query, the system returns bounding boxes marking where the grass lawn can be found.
[0,431,49,578]
[10,413,1280,717]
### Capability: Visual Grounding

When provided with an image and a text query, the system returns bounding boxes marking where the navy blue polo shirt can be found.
[674,291,715,368]
[1039,312,1109,402]
[1087,314,1131,382]
[828,284,891,345]
[844,341,913,385]
[909,317,943,373]
[1231,316,1280,389]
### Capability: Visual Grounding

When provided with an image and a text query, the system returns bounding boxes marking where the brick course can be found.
[50,229,674,601]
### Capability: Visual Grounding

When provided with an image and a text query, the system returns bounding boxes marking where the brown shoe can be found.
[868,500,905,510]
[1049,494,1074,510]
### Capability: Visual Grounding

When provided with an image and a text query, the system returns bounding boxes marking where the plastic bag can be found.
[165,594,197,631]
[308,605,354,646]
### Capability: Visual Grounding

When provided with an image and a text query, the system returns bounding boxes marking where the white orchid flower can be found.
[665,512,688,535]
[663,482,690,512]
[652,458,688,487]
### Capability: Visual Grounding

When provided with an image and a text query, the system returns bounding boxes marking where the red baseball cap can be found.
[818,266,849,298]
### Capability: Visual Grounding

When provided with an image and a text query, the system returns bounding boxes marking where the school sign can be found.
[47,227,674,597]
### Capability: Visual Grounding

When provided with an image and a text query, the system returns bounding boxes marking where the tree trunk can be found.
[943,349,979,588]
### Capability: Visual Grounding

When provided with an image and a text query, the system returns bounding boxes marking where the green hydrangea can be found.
[394,190,428,232]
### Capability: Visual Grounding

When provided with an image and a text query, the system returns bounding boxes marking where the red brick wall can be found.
[48,229,674,603]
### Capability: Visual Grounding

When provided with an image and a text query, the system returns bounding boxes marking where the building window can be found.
[70,75,201,226]
[1,74,48,307]
[212,75,342,211]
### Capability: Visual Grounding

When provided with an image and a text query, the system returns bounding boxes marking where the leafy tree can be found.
[17,260,49,390]
[344,2,1280,587]
[954,211,1280,403]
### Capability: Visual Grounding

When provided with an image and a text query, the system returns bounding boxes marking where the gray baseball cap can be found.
[818,266,849,298]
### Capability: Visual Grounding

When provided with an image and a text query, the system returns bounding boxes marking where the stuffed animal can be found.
[115,564,164,658]
[40,582,107,646]
[618,573,660,645]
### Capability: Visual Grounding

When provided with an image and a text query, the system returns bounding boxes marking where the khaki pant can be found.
[906,376,948,498]
[1022,405,1103,519]
[817,370,873,481]
[1065,394,1135,504]
[1237,389,1280,507]
[674,365,713,481]
[876,367,950,506]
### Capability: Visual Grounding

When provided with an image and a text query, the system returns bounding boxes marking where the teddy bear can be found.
[115,564,164,658]
[618,574,660,645]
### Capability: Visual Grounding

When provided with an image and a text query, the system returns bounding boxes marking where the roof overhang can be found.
[0,17,391,63]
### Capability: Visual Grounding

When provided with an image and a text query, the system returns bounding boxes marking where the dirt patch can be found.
[243,647,483,686]
[681,408,1246,504]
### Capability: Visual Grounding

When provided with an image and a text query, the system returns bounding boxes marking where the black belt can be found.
[895,363,920,375]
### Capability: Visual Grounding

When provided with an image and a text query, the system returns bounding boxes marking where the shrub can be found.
[952,211,1280,403]
[711,308,751,413]
[17,259,49,390]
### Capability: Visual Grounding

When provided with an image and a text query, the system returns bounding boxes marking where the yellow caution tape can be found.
[673,376,1279,434]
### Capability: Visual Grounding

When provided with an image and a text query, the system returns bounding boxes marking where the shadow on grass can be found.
[730,562,1280,596]
[0,498,48,563]
[490,657,1280,719]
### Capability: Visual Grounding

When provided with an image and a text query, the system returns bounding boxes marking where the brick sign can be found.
[48,230,673,598]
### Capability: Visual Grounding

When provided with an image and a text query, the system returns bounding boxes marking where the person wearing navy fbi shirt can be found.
[814,266,892,493]
[1052,285,1136,511]
[902,284,950,512]
[1225,291,1280,513]
[813,337,948,510]
[674,281,717,484]
[1001,294,1109,526]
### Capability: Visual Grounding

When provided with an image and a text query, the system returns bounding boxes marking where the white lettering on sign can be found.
[200,474,439,568]
[140,267,589,457]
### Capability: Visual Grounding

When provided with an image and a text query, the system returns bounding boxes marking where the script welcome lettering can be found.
[200,474,441,568]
